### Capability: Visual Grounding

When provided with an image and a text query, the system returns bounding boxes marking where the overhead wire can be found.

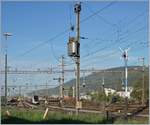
[80,7,148,62]
[59,2,117,66]
[81,39,146,68]
[9,29,69,62]
[80,24,147,61]
[121,9,148,29]
[9,2,148,70]
[80,2,116,23]
[86,4,118,29]
[80,25,147,67]
[68,27,147,68]
[10,1,116,63]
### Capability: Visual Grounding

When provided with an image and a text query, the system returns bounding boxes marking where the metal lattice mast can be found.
[3,32,12,106]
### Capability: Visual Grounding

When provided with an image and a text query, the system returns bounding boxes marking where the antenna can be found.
[119,47,124,53]
[126,47,130,52]
[119,47,130,120]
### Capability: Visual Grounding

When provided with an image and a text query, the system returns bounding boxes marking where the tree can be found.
[131,73,149,103]
[68,86,73,97]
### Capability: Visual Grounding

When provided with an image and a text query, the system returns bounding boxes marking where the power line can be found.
[121,9,148,29]
[81,5,147,53]
[10,29,69,62]
[86,4,118,29]
[94,8,147,41]
[80,2,116,23]
[81,25,147,60]
[81,50,119,68]
[83,13,148,53]
[75,37,147,69]
[9,2,147,70]
[50,40,61,63]
[10,2,116,62]
[80,9,148,61]
[119,25,147,41]
[81,39,146,68]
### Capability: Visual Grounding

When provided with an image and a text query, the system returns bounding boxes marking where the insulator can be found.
[82,83,85,87]
[70,26,74,31]
[74,3,81,13]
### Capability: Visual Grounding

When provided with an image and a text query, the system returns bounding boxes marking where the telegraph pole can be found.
[74,2,81,115]
[53,77,61,98]
[19,86,21,97]
[3,32,12,106]
[142,57,145,105]
[45,82,48,97]
[5,51,7,104]
[102,70,105,99]
[139,57,145,105]
[67,2,81,115]
[72,86,75,98]
[82,71,85,87]
[61,55,65,98]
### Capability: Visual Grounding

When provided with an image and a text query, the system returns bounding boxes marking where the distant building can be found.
[117,87,133,98]
[104,88,116,96]
[51,95,59,98]
[80,95,91,100]
[116,91,130,98]
[121,86,133,92]
[80,92,92,100]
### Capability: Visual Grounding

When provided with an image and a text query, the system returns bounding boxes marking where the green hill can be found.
[29,66,149,96]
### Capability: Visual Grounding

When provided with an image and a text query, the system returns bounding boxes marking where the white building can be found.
[117,87,133,98]
[116,91,130,98]
[104,88,116,96]
[121,86,133,92]
[80,95,91,100]
[80,92,92,100]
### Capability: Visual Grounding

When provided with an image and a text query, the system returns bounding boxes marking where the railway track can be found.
[5,98,149,118]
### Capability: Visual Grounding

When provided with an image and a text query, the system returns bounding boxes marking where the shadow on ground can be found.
[1,116,114,124]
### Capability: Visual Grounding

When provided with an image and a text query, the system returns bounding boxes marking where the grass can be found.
[1,107,112,124]
[114,118,149,124]
[1,107,149,124]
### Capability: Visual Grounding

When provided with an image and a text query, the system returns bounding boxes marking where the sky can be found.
[0,1,149,94]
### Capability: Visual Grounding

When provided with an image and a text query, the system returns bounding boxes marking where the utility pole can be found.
[45,81,48,97]
[19,86,21,97]
[102,72,105,92]
[74,2,81,115]
[139,57,145,105]
[102,75,105,90]
[26,83,28,96]
[3,32,12,106]
[119,47,130,121]
[53,77,61,98]
[102,70,106,110]
[72,86,75,98]
[82,72,85,87]
[61,55,65,98]
[67,2,81,115]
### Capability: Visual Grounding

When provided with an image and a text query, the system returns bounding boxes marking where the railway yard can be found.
[1,1,149,124]
[1,96,149,124]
